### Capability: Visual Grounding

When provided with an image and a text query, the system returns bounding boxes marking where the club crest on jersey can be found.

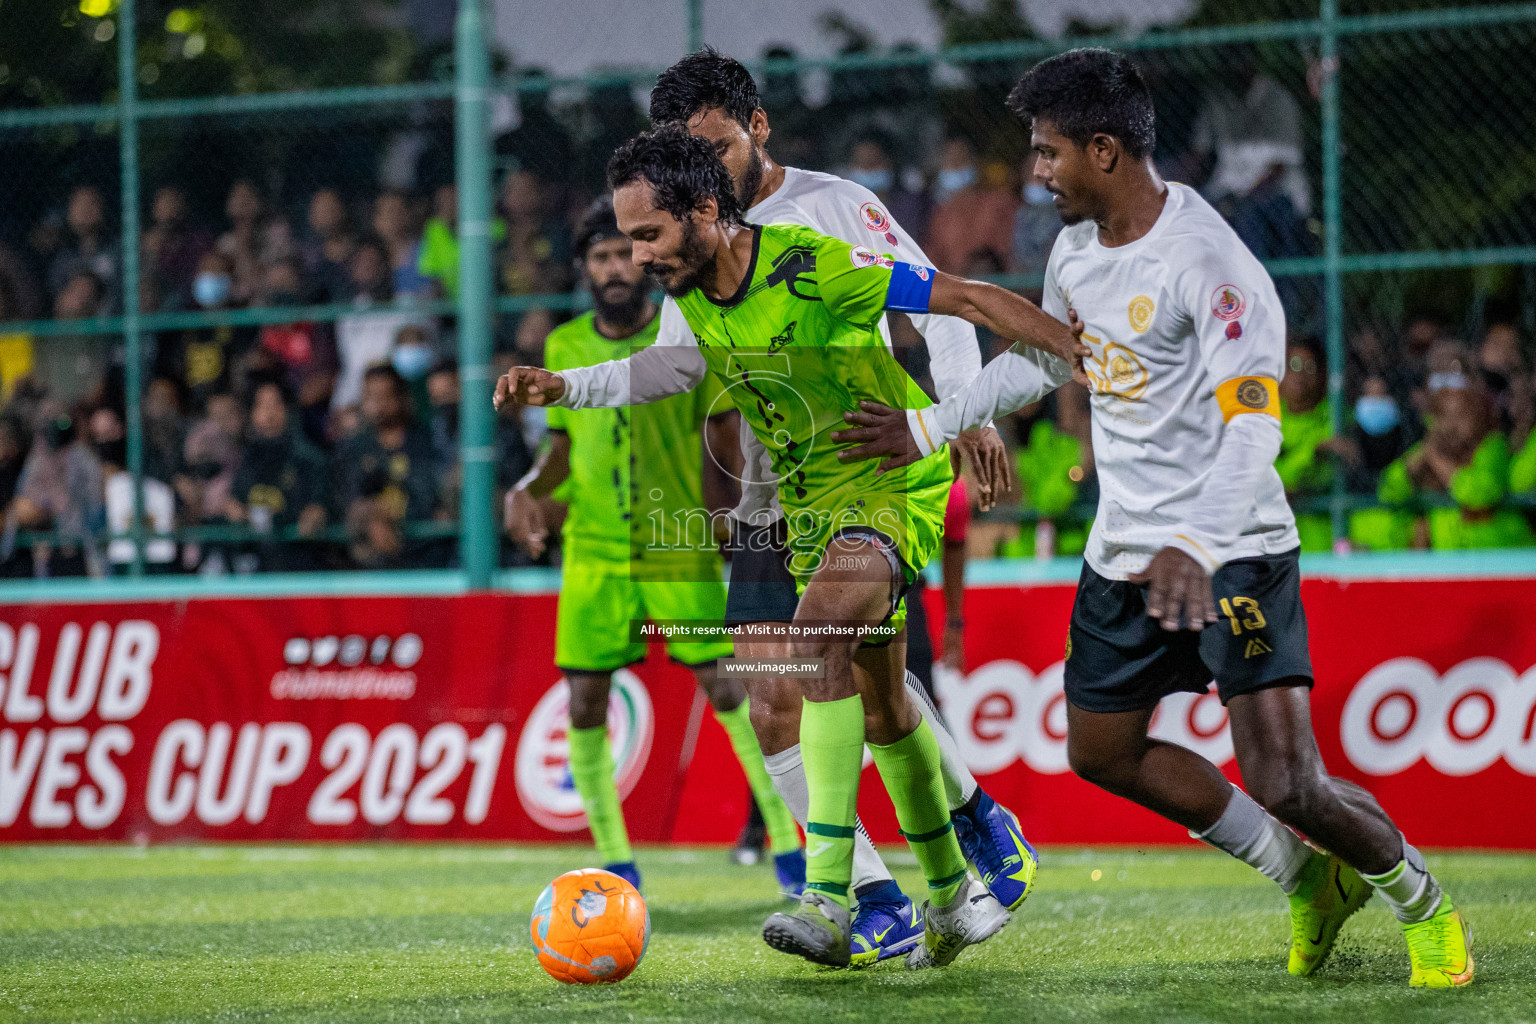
[1211,284,1246,321]
[1128,295,1155,333]
[860,203,899,246]
[850,246,894,270]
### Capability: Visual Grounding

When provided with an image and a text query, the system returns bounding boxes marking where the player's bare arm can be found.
[504,430,570,558]
[832,308,1086,473]
[927,272,1090,379]
[1127,547,1219,632]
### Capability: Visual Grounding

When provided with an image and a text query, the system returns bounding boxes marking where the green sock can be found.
[715,700,802,855]
[567,724,632,864]
[799,695,865,909]
[869,719,968,908]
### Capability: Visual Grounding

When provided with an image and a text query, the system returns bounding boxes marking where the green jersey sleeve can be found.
[813,234,935,329]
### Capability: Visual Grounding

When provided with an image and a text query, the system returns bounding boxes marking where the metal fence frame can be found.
[2,0,1536,589]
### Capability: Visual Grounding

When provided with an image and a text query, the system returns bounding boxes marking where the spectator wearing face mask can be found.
[332,241,432,411]
[38,269,109,406]
[159,251,254,410]
[1477,322,1534,442]
[89,406,177,571]
[335,365,440,567]
[255,260,336,392]
[5,407,104,577]
[48,185,119,312]
[215,180,268,305]
[1013,153,1062,282]
[301,187,358,303]
[372,189,433,300]
[227,381,328,568]
[841,133,930,246]
[1377,386,1531,550]
[923,138,1019,276]
[142,185,213,301]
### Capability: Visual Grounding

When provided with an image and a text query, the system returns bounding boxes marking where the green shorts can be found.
[555,557,733,673]
[781,454,952,636]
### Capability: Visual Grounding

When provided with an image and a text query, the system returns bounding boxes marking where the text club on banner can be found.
[2,579,1535,847]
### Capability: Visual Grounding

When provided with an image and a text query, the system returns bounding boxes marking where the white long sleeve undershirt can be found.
[1164,412,1285,574]
[907,344,1073,457]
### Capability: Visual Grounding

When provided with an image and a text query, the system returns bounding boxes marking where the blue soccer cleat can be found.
[849,880,924,967]
[603,860,642,893]
[774,849,806,897]
[952,790,1039,911]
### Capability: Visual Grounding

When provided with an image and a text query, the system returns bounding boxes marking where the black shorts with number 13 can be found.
[1063,547,1314,714]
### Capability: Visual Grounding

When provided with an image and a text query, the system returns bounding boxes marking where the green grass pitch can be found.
[3,844,1533,1023]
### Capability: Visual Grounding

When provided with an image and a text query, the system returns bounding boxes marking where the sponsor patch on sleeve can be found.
[850,246,895,270]
[1211,284,1246,322]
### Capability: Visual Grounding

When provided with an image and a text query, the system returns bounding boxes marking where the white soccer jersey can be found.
[556,166,982,525]
[910,182,1299,579]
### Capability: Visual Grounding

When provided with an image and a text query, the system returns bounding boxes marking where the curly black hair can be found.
[573,194,622,258]
[1007,48,1155,160]
[606,124,744,225]
[649,46,760,130]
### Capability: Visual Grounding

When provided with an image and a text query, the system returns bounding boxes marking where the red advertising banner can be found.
[0,595,706,843]
[3,577,1535,848]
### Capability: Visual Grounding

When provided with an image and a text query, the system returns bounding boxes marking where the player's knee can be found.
[1068,739,1133,792]
[566,675,610,729]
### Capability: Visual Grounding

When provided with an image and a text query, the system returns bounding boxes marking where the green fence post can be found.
[119,0,145,577]
[456,0,496,588]
[1320,0,1346,548]
[686,0,704,52]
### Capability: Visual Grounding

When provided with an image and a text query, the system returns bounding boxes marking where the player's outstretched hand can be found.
[504,486,549,558]
[1129,547,1219,632]
[952,426,1011,511]
[831,400,923,474]
[493,366,566,410]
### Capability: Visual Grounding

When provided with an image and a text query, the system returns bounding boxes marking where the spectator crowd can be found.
[0,49,1532,576]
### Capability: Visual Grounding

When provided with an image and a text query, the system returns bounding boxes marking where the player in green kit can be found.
[499,126,1084,968]
[505,196,803,894]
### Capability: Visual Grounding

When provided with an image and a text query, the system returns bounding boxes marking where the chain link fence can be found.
[1,1,1535,579]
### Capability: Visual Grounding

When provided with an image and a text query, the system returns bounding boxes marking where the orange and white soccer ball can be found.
[529,868,649,984]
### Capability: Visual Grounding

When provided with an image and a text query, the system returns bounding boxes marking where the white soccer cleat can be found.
[905,873,1010,969]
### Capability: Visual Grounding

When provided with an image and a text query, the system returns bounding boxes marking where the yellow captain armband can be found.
[1215,376,1280,423]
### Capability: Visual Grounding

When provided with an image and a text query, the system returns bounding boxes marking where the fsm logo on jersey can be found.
[514,671,655,831]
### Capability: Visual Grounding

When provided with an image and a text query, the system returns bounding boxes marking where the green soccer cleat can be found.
[762,890,852,967]
[1287,851,1372,977]
[1405,898,1474,989]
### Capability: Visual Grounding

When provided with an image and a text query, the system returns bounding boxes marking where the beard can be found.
[648,215,713,298]
[735,143,765,211]
[591,276,650,327]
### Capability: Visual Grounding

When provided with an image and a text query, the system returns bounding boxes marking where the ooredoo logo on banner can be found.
[934,661,1235,775]
[514,671,655,831]
[1342,657,1536,776]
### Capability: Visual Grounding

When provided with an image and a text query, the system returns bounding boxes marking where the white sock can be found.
[763,743,892,891]
[1194,787,1313,894]
[903,670,978,810]
[1362,840,1443,924]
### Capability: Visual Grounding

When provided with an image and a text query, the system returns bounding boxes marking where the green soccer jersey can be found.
[545,311,725,567]
[672,223,953,580]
